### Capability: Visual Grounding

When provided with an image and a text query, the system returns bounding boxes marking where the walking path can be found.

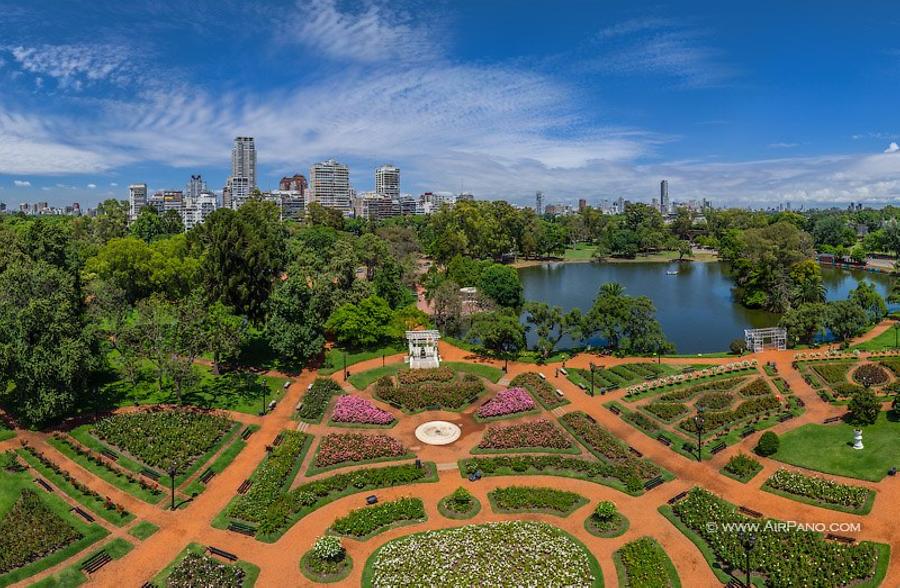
[2,319,898,587]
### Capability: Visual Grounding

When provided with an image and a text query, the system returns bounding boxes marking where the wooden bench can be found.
[577,383,587,391]
[34,478,53,492]
[823,416,843,424]
[656,434,671,446]
[710,442,727,455]
[71,506,95,523]
[826,533,855,544]
[559,368,568,376]
[740,427,756,438]
[628,446,643,458]
[141,469,161,481]
[237,480,253,494]
[584,414,596,423]
[241,427,254,440]
[273,432,285,447]
[778,413,794,422]
[141,582,155,588]
[207,546,238,562]
[643,475,664,490]
[81,551,111,574]
[199,468,215,484]
[607,405,621,415]
[667,491,688,504]
[100,448,118,460]
[538,373,546,380]
[227,521,256,536]
[739,506,763,518]
[555,389,564,398]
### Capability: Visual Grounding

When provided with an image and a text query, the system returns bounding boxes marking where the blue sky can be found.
[1,0,900,208]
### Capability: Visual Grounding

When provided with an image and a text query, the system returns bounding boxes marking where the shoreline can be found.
[512,250,720,269]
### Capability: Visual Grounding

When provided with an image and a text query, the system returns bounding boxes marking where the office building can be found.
[181,194,218,230]
[128,183,148,220]
[660,180,669,214]
[375,164,400,199]
[309,159,352,215]
[457,192,474,201]
[278,174,308,195]
[536,191,543,215]
[578,198,587,212]
[225,137,256,209]
[185,175,208,200]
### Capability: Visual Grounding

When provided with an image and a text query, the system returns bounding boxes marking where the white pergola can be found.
[744,327,787,352]
[406,330,441,369]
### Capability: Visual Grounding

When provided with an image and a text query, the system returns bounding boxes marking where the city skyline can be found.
[1,1,900,208]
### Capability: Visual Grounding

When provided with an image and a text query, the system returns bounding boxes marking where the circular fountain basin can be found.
[415,421,462,446]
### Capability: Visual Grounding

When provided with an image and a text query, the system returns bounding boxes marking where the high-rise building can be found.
[660,180,669,214]
[128,184,148,220]
[536,191,543,215]
[278,174,308,194]
[578,198,587,212]
[375,164,400,199]
[185,175,208,200]
[457,192,474,201]
[225,137,256,209]
[309,159,352,214]
[181,193,218,230]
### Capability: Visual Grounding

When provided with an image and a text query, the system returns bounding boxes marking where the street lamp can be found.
[589,362,595,397]
[739,530,756,587]
[693,408,705,462]
[894,323,899,349]
[167,464,179,511]
[343,352,348,381]
[260,379,268,416]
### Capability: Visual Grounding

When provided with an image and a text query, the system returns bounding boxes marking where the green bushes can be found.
[509,372,566,409]
[755,431,780,456]
[852,364,890,387]
[738,378,772,397]
[644,402,688,422]
[301,536,351,583]
[330,497,425,538]
[489,486,586,516]
[438,487,480,519]
[810,362,854,385]
[298,378,343,423]
[396,368,454,384]
[723,453,762,482]
[373,374,484,412]
[616,537,678,588]
[678,395,782,434]
[658,376,747,402]
[167,552,246,587]
[461,454,646,494]
[560,412,662,483]
[764,469,873,512]
[0,490,82,574]
[694,392,734,410]
[585,500,628,538]
[847,389,880,425]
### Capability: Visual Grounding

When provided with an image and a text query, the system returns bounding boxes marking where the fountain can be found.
[415,421,462,446]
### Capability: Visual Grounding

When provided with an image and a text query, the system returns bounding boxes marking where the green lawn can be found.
[852,325,900,351]
[128,520,159,540]
[563,243,599,261]
[30,538,133,588]
[319,345,406,376]
[774,411,900,482]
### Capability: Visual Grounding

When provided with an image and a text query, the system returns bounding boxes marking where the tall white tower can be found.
[375,164,400,199]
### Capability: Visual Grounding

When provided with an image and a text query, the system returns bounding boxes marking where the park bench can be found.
[141,582,155,588]
[826,533,855,544]
[81,550,111,574]
[283,380,290,390]
[739,506,763,518]
[71,506,95,523]
[199,468,215,484]
[227,521,256,536]
[237,480,253,494]
[778,413,794,422]
[823,416,843,424]
[559,368,568,376]
[366,495,378,505]
[584,414,596,423]
[682,442,696,453]
[607,405,621,415]
[34,478,53,492]
[628,446,643,458]
[656,434,671,446]
[577,383,587,391]
[555,389,564,398]
[710,442,727,455]
[667,491,688,505]
[643,475,664,490]
[273,432,285,447]
[207,546,238,562]
[141,468,161,482]
[740,427,755,438]
[241,427,254,440]
[538,372,546,380]
[100,448,118,461]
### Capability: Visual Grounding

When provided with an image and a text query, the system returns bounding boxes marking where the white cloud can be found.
[5,44,135,89]
[769,142,798,149]
[884,142,899,153]
[87,183,96,188]
[13,179,30,187]
[109,182,118,186]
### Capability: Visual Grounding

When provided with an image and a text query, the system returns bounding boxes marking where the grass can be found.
[0,470,109,588]
[774,411,900,482]
[348,361,503,390]
[128,520,159,540]
[852,324,900,351]
[183,425,257,496]
[30,538,133,588]
[16,449,134,527]
[149,542,260,588]
[300,551,353,584]
[563,243,599,261]
[583,512,629,539]
[319,344,406,376]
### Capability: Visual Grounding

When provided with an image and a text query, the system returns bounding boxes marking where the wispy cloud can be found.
[884,142,899,153]
[769,142,799,149]
[4,44,136,89]
[13,179,30,187]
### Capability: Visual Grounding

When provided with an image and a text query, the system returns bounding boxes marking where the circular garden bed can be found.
[852,363,890,387]
[300,539,353,584]
[363,521,601,587]
[437,487,481,520]
[583,501,629,538]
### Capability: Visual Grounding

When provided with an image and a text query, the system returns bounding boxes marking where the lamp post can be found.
[589,362,595,397]
[167,464,178,511]
[693,408,705,462]
[343,352,348,381]
[739,530,756,587]
[894,323,899,349]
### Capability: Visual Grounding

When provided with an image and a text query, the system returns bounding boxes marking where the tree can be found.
[676,240,692,261]
[93,199,128,243]
[325,295,394,349]
[467,310,526,360]
[779,303,826,346]
[812,215,855,249]
[788,259,826,306]
[824,300,868,343]
[308,202,345,231]
[849,281,887,324]
[670,207,695,240]
[729,338,748,355]
[847,388,879,426]
[0,260,99,426]
[356,233,391,281]
[524,302,582,360]
[265,274,330,367]
[130,207,169,242]
[755,431,779,456]
[133,296,177,395]
[373,258,412,309]
[204,302,245,370]
[478,264,523,308]
[582,282,674,355]
[83,237,153,302]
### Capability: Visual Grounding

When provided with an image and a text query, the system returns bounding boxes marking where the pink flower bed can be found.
[314,433,408,468]
[477,387,535,419]
[331,394,395,425]
[479,419,573,450]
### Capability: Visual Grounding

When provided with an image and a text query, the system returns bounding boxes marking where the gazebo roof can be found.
[406,330,440,342]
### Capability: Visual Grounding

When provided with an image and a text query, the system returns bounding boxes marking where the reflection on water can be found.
[518,261,894,354]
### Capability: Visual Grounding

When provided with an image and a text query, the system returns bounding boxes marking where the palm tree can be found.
[599,282,625,298]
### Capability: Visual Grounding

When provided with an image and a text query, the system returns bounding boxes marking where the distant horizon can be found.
[2,1,899,208]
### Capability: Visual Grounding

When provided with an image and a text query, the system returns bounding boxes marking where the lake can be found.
[518,261,895,354]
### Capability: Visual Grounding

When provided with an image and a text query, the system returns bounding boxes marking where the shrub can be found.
[396,367,454,384]
[644,402,688,422]
[755,431,779,456]
[330,497,425,538]
[738,378,772,397]
[695,392,734,410]
[847,389,880,425]
[298,378,343,422]
[374,374,484,411]
[617,537,675,587]
[724,453,761,480]
[477,388,535,419]
[228,431,308,523]
[729,338,748,355]
[765,469,871,510]
[489,486,584,515]
[0,490,83,574]
[593,500,617,521]
[560,412,661,483]
[167,552,245,587]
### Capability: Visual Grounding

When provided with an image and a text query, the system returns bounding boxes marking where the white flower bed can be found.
[368,521,596,587]
[625,361,757,396]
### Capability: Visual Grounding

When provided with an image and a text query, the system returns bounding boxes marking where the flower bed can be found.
[644,402,688,422]
[330,395,395,426]
[228,431,309,524]
[298,378,343,423]
[0,490,83,575]
[678,395,781,435]
[489,485,586,516]
[396,367,454,384]
[666,487,882,587]
[722,453,762,483]
[584,501,628,538]
[373,374,484,412]
[510,372,567,409]
[763,469,873,513]
[623,410,660,434]
[615,537,678,588]
[657,376,747,402]
[810,362,854,386]
[92,408,232,471]
[331,497,425,538]
[695,391,734,410]
[167,552,245,587]
[438,487,480,519]
[312,433,408,471]
[476,388,535,419]
[560,412,662,483]
[476,419,574,452]
[301,537,352,584]
[364,521,598,587]
[738,378,773,397]
[462,455,646,495]
[852,364,890,387]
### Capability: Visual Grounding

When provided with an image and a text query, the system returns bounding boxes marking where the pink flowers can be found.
[479,419,573,450]
[477,388,535,419]
[314,433,408,468]
[331,395,395,425]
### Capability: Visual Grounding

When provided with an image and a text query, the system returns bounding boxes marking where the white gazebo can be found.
[406,330,441,369]
[744,327,787,352]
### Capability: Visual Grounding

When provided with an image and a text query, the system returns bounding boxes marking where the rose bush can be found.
[313,433,407,469]
[477,388,535,419]
[330,395,395,425]
[477,419,573,451]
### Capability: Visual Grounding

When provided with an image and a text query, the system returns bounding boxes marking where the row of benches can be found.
[81,550,111,574]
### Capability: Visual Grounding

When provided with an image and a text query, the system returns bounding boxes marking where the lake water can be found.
[519,261,895,354]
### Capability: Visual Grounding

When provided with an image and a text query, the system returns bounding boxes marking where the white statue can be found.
[852,429,864,450]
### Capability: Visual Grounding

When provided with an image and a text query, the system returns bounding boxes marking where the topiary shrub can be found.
[312,536,345,561]
[847,388,879,426]
[755,431,779,457]
[593,500,617,521]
